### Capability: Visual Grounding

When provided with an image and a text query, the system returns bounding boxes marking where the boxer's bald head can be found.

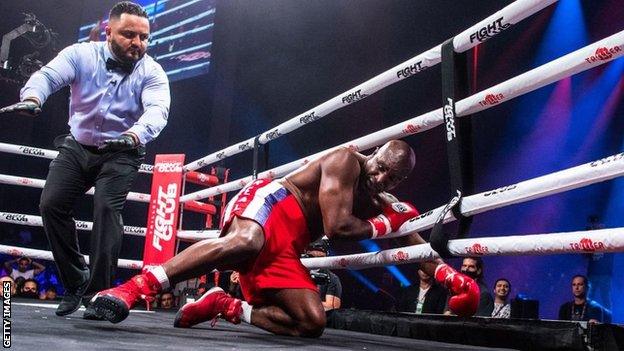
[362,140,415,194]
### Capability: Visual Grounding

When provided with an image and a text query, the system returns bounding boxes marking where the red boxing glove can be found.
[367,202,418,238]
[434,264,480,317]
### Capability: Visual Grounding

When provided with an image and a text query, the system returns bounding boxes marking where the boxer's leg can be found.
[92,217,264,323]
[162,217,264,284]
[250,288,326,337]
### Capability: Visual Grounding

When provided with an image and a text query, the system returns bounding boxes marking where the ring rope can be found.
[181,30,624,203]
[0,173,152,203]
[0,173,218,213]
[301,227,624,270]
[183,0,558,172]
[0,211,220,242]
[176,230,219,241]
[0,211,146,237]
[0,244,142,270]
[0,142,155,174]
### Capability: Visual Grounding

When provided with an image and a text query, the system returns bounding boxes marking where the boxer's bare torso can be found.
[280,147,386,242]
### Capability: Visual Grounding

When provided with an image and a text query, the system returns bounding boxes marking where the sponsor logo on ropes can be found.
[3,214,27,222]
[478,93,505,107]
[443,98,456,141]
[339,258,349,267]
[239,143,252,151]
[140,164,154,173]
[197,159,207,167]
[483,184,517,197]
[18,146,44,156]
[392,251,409,262]
[137,193,151,201]
[125,226,146,235]
[396,61,426,79]
[299,111,320,124]
[570,238,605,252]
[156,162,183,173]
[590,153,624,167]
[152,183,178,251]
[341,89,368,104]
[75,221,89,229]
[7,249,22,257]
[469,17,511,43]
[402,124,420,135]
[216,152,226,160]
[584,46,622,64]
[409,210,433,222]
[265,129,282,140]
[465,243,489,255]
[17,178,33,186]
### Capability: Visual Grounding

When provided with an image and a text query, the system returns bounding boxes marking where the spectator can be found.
[19,278,39,299]
[305,240,342,311]
[40,286,58,300]
[396,267,447,314]
[160,291,175,309]
[224,271,244,300]
[0,276,16,296]
[195,282,208,299]
[4,256,45,280]
[491,278,511,318]
[14,277,26,293]
[558,275,605,323]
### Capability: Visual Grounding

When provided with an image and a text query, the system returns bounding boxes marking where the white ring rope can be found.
[0,142,154,174]
[301,227,624,270]
[0,245,142,270]
[181,29,624,203]
[184,0,558,172]
[176,230,219,241]
[0,209,219,241]
[0,174,152,203]
[0,212,146,237]
[387,152,624,239]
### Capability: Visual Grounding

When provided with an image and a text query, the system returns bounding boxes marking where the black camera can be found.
[310,269,330,285]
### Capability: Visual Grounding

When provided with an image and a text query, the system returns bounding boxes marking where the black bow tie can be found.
[106,58,134,74]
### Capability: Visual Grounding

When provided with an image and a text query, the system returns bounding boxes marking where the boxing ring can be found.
[2,0,624,350]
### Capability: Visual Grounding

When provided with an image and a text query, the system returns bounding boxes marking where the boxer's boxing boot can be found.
[174,287,242,328]
[91,272,161,323]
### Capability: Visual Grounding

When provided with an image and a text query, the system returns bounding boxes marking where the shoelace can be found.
[210,313,223,327]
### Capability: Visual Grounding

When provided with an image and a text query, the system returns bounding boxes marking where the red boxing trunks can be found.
[221,178,318,305]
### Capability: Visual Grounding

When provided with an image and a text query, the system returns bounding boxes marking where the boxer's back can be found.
[281,147,376,238]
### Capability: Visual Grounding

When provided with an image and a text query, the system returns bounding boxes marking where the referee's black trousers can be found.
[40,135,143,296]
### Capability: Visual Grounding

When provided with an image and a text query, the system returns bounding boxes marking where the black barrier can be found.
[326,309,605,351]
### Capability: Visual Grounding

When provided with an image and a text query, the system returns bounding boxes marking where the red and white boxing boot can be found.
[91,272,161,323]
[434,263,480,317]
[174,287,242,328]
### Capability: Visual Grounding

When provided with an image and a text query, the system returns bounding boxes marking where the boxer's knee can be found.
[296,310,325,338]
